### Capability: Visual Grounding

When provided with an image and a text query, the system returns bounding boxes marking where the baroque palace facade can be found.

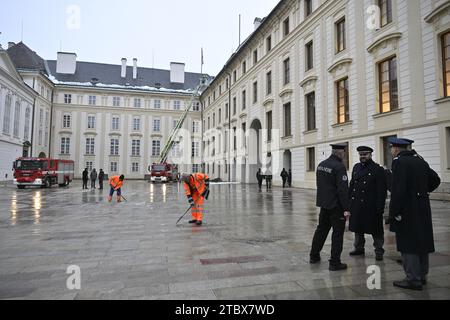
[200,0,450,197]
[1,42,205,180]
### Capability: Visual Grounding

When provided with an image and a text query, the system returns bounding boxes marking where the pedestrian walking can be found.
[310,144,350,271]
[82,168,89,190]
[288,169,292,188]
[388,138,441,291]
[348,146,387,261]
[265,168,272,190]
[182,173,210,226]
[280,168,288,188]
[256,168,264,191]
[90,168,97,189]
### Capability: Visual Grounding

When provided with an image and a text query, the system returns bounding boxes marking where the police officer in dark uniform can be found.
[388,138,441,291]
[310,144,350,271]
[349,146,387,261]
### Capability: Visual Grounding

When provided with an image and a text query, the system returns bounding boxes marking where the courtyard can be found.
[0,180,449,300]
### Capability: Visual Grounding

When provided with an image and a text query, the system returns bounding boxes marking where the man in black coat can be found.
[388,138,441,291]
[349,146,387,261]
[256,168,263,191]
[82,168,89,189]
[310,144,350,271]
[288,169,292,188]
[280,168,288,188]
[98,169,105,190]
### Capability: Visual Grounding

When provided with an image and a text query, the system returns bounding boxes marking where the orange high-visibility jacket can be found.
[109,176,124,190]
[183,173,209,197]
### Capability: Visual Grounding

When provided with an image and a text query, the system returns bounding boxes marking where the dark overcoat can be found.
[389,151,441,254]
[349,160,387,235]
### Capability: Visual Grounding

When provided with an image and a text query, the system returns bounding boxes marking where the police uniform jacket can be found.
[349,160,387,235]
[316,155,349,211]
[389,151,441,254]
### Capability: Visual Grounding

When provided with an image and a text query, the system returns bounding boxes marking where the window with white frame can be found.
[192,164,200,173]
[172,141,181,158]
[283,58,290,85]
[192,101,200,111]
[193,121,199,133]
[63,114,71,128]
[153,119,161,132]
[132,162,139,172]
[152,140,161,156]
[61,137,70,154]
[110,162,118,173]
[3,94,11,134]
[110,138,119,155]
[173,100,181,110]
[64,94,72,104]
[132,140,141,156]
[87,115,96,129]
[173,119,179,129]
[86,162,93,172]
[133,117,141,131]
[13,101,20,137]
[86,138,95,155]
[134,98,141,108]
[88,95,96,106]
[192,141,200,157]
[113,96,121,107]
[38,130,42,145]
[154,100,161,109]
[112,116,120,130]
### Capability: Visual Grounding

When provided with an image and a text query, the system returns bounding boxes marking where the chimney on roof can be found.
[254,17,262,30]
[56,52,77,74]
[170,62,185,84]
[133,58,137,80]
[121,58,127,78]
[8,42,16,49]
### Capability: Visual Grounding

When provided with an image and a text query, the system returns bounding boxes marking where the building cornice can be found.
[327,58,353,74]
[367,32,403,53]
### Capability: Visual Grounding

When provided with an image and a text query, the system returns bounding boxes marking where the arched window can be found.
[13,101,21,137]
[24,107,31,141]
[3,94,12,134]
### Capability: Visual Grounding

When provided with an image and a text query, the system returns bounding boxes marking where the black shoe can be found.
[393,279,423,291]
[329,263,348,271]
[189,220,198,224]
[376,254,384,261]
[196,221,203,226]
[310,256,321,264]
[349,250,365,256]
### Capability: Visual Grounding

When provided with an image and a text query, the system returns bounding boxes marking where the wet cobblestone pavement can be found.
[0,181,449,300]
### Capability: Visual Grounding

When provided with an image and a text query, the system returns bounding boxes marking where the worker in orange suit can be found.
[108,175,125,202]
[181,173,210,226]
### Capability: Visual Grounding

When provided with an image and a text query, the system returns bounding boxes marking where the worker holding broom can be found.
[181,173,210,226]
[108,175,125,203]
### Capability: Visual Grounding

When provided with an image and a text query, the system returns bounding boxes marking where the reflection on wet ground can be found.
[0,180,449,300]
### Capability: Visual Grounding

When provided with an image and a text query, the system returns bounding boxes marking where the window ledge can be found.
[332,121,353,128]
[434,97,450,105]
[303,129,318,135]
[372,109,403,119]
[282,135,293,140]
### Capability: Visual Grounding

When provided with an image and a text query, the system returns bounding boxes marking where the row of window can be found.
[63,94,200,111]
[61,138,202,158]
[2,95,31,141]
[61,114,200,133]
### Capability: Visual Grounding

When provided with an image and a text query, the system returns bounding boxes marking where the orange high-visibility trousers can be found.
[191,192,204,222]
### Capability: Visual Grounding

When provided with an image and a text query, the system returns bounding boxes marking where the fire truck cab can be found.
[13,158,74,189]
[149,163,179,183]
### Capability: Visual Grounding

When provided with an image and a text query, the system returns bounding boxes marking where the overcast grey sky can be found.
[1,0,280,76]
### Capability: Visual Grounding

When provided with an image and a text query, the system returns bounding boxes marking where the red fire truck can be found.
[13,157,74,189]
[149,163,179,183]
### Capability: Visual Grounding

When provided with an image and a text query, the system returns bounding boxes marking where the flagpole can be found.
[201,47,203,75]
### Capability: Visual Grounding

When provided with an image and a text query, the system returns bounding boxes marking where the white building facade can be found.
[200,0,450,197]
[0,45,37,181]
